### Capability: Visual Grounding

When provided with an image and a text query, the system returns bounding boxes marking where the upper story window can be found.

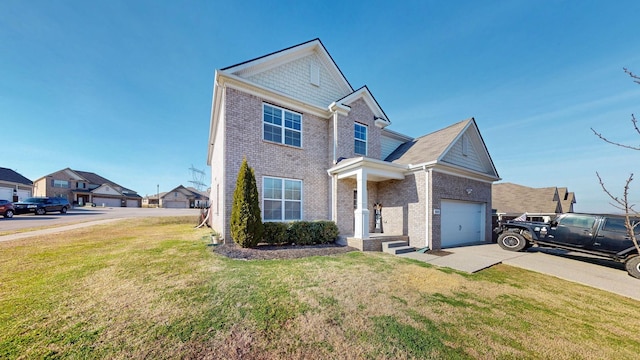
[53,180,69,188]
[354,122,367,156]
[263,176,302,221]
[263,104,302,147]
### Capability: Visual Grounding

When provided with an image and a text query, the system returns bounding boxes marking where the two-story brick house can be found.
[33,168,141,207]
[207,39,500,250]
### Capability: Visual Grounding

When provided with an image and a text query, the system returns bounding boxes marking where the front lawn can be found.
[0,217,638,359]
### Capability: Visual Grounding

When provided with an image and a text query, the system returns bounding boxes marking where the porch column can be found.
[354,169,370,239]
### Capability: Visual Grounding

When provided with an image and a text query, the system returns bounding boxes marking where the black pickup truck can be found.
[494,213,640,278]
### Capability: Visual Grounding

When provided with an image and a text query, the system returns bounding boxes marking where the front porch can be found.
[343,234,409,252]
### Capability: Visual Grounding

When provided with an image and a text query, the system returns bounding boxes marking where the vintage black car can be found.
[13,197,70,215]
[494,213,640,278]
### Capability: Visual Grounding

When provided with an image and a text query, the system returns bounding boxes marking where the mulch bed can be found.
[213,242,358,260]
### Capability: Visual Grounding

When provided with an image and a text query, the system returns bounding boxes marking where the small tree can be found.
[591,68,640,255]
[230,157,264,248]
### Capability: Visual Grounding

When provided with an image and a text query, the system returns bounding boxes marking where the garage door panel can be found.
[164,201,187,208]
[93,197,121,207]
[0,187,12,201]
[441,200,485,248]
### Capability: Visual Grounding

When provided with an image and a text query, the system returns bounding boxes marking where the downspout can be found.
[424,165,431,250]
[332,110,338,164]
[331,110,338,222]
[220,81,227,240]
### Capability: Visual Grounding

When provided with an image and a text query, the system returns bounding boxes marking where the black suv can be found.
[13,197,70,215]
[495,213,640,278]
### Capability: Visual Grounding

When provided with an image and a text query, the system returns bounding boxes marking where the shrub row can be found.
[263,221,339,246]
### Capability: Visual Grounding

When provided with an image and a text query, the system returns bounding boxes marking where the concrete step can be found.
[382,240,408,251]
[386,245,416,255]
[382,240,415,255]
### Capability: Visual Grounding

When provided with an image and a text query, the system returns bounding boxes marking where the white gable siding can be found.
[381,135,406,160]
[441,135,488,173]
[93,185,121,195]
[246,53,348,108]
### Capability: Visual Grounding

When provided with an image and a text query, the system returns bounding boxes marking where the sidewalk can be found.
[0,218,123,243]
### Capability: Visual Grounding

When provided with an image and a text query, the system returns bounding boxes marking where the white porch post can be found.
[354,169,370,239]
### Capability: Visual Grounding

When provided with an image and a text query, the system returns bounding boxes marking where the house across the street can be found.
[142,185,210,208]
[0,167,33,202]
[207,39,501,250]
[33,168,141,207]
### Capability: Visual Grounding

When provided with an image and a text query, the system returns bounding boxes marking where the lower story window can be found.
[263,177,302,221]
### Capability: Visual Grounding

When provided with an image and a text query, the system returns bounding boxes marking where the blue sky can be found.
[2,1,639,212]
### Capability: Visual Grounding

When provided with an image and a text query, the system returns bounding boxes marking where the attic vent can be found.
[462,135,470,156]
[310,64,320,87]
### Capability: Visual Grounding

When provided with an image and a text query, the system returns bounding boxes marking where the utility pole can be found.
[157,184,159,208]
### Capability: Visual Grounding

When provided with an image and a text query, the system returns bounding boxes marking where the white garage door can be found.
[164,201,187,208]
[0,187,12,201]
[126,199,139,208]
[441,200,485,248]
[17,190,31,201]
[94,197,122,207]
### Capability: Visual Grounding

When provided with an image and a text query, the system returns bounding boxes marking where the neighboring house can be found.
[33,168,141,207]
[492,182,576,222]
[142,185,209,208]
[0,167,33,201]
[207,39,500,251]
[141,194,161,208]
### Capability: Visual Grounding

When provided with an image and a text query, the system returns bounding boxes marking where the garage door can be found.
[0,187,12,201]
[93,197,122,207]
[441,200,485,248]
[164,201,187,208]
[17,190,31,201]
[126,199,139,207]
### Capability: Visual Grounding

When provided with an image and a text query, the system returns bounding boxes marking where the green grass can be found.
[1,217,639,359]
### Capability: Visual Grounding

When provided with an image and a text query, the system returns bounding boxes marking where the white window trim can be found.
[354,122,368,156]
[262,176,303,222]
[262,103,303,148]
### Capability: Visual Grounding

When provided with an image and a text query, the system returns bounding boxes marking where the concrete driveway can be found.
[400,243,640,301]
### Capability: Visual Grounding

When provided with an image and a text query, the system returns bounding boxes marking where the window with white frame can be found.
[53,180,69,188]
[263,177,302,221]
[354,122,367,155]
[263,104,302,147]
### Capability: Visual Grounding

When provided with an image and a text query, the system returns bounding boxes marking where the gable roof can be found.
[386,119,470,164]
[0,167,32,185]
[334,85,390,125]
[492,182,575,214]
[37,168,138,195]
[161,185,210,200]
[385,118,499,180]
[221,38,353,94]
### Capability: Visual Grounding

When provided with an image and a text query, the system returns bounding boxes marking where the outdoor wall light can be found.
[465,188,473,195]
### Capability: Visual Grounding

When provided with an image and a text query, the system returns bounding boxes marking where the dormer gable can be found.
[332,86,391,128]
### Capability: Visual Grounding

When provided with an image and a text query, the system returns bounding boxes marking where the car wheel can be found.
[36,208,46,215]
[625,255,640,279]
[4,210,13,219]
[60,206,67,214]
[497,232,528,252]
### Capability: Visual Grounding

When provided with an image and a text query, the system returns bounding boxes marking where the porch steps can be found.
[382,240,415,255]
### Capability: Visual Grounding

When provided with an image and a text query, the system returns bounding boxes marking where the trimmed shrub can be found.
[230,158,264,248]
[287,221,313,245]
[286,220,340,245]
[314,221,340,244]
[263,222,289,245]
